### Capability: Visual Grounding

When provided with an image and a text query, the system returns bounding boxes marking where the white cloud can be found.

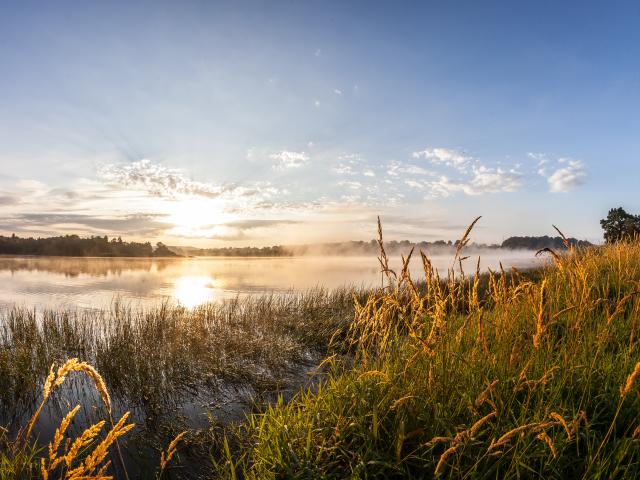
[405,180,424,189]
[463,166,523,194]
[527,152,549,176]
[338,180,362,190]
[333,89,342,95]
[547,159,587,193]
[363,170,376,177]
[314,48,322,57]
[387,161,432,177]
[100,159,234,198]
[531,154,588,192]
[333,164,355,175]
[420,166,523,198]
[269,150,309,170]
[314,100,320,107]
[412,148,473,170]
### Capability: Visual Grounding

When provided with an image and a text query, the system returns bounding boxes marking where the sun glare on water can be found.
[173,275,217,308]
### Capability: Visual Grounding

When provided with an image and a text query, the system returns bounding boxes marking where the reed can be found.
[212,220,640,479]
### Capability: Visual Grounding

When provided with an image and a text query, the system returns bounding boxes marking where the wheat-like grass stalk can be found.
[66,412,134,479]
[64,421,106,467]
[434,445,458,476]
[158,431,188,477]
[620,362,640,397]
[19,358,113,456]
[46,405,80,471]
[488,421,555,451]
[536,431,558,459]
[452,216,482,267]
[468,411,497,438]
[549,412,572,441]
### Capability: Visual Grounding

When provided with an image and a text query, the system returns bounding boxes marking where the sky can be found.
[0,0,638,246]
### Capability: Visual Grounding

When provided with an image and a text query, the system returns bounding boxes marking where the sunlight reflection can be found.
[173,275,218,308]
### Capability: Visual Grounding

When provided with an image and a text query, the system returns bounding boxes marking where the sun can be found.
[164,197,232,236]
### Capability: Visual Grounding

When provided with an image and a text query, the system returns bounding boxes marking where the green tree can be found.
[600,207,640,243]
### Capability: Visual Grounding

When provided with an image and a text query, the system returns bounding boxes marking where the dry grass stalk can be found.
[432,410,497,475]
[434,445,458,476]
[620,362,640,397]
[532,280,547,350]
[468,411,497,438]
[536,431,558,458]
[20,358,111,451]
[552,224,572,250]
[159,431,188,476]
[475,380,498,407]
[453,216,482,266]
[549,412,572,441]
[66,412,134,479]
[488,421,555,452]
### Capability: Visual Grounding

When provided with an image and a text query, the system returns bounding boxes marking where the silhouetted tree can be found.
[600,207,640,243]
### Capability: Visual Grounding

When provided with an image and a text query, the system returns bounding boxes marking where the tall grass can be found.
[4,219,640,478]
[0,289,360,478]
[216,221,640,479]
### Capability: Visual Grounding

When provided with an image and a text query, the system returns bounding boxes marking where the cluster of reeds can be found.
[0,288,358,478]
[0,289,358,422]
[216,219,640,478]
[0,358,187,479]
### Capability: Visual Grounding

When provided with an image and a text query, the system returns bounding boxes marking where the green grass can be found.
[213,241,640,479]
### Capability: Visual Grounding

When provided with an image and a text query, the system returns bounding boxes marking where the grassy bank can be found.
[216,235,640,478]
[3,227,640,479]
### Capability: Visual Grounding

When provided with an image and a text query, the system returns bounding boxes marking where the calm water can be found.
[0,251,543,311]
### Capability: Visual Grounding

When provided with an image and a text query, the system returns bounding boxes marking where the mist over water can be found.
[0,251,545,311]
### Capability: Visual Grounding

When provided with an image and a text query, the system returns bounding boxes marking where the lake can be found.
[0,251,544,311]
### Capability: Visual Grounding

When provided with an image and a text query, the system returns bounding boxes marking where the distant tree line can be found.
[499,236,591,250]
[177,245,294,257]
[0,234,180,257]
[0,230,600,258]
[177,237,590,257]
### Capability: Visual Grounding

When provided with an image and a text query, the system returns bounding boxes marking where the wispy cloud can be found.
[406,148,523,198]
[270,150,309,170]
[0,194,19,206]
[338,180,362,190]
[412,148,473,171]
[333,88,342,95]
[3,213,171,236]
[529,154,587,192]
[547,159,587,192]
[100,159,234,198]
[386,161,432,177]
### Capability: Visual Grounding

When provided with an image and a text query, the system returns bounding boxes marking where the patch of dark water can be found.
[0,351,326,478]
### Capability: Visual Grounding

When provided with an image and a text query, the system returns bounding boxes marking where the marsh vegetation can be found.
[2,220,640,479]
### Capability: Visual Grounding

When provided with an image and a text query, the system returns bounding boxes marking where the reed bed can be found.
[0,289,359,415]
[0,289,359,477]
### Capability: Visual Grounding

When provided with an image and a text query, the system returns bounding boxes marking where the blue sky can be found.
[0,0,638,245]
